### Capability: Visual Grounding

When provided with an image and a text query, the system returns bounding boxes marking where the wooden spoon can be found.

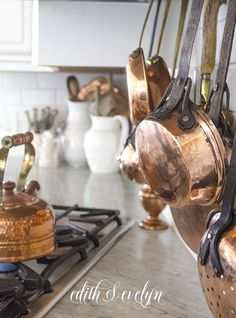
[67,75,80,101]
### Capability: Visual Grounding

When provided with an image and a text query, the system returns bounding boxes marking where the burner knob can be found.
[3,181,16,195]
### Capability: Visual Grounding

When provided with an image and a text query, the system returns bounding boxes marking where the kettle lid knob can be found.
[3,181,16,195]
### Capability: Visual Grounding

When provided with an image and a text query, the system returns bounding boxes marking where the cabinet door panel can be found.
[0,1,32,61]
[34,2,157,68]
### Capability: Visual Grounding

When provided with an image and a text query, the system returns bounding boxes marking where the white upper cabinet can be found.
[0,1,32,62]
[33,1,156,68]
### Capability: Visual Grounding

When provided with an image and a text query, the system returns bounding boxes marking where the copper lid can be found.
[1,181,42,212]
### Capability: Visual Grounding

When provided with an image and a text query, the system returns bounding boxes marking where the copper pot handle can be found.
[0,132,35,205]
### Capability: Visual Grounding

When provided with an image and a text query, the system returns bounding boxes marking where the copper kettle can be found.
[0,132,56,262]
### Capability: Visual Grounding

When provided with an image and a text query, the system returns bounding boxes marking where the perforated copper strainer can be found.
[198,130,236,318]
[198,214,236,318]
[198,258,236,318]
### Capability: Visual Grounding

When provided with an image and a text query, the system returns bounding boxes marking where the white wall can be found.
[0,71,127,138]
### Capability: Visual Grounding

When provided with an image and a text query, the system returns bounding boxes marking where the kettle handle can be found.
[0,132,35,204]
[114,116,129,161]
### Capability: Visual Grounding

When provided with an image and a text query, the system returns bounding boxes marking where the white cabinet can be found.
[0,1,32,62]
[33,2,157,68]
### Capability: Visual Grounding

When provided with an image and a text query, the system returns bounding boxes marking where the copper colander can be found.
[198,260,236,318]
[198,213,236,317]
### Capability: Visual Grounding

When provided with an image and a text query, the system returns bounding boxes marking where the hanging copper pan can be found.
[120,0,188,182]
[0,132,56,262]
[126,0,171,127]
[136,0,233,208]
[170,0,228,254]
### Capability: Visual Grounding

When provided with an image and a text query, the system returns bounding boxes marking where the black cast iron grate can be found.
[0,204,122,318]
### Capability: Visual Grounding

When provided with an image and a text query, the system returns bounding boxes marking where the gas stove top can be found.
[0,204,134,318]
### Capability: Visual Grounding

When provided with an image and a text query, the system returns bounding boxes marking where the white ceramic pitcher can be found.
[84,115,129,173]
[63,100,91,168]
[38,131,60,168]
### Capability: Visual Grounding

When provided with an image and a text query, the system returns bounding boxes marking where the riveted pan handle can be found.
[0,132,35,206]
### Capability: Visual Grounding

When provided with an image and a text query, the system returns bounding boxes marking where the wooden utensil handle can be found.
[2,132,33,148]
[201,0,226,75]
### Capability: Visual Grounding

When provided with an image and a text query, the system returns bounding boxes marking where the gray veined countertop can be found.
[7,163,211,318]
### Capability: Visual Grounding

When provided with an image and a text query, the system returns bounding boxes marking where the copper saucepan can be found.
[120,0,188,182]
[0,132,56,262]
[136,0,233,208]
[126,0,171,127]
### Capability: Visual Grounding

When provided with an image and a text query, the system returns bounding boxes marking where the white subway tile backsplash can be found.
[215,18,236,65]
[0,73,4,87]
[231,27,236,64]
[0,106,19,137]
[3,73,37,88]
[216,19,225,65]
[0,89,20,105]
[0,71,128,137]
[22,89,55,107]
[227,64,236,112]
[37,73,68,89]
[56,89,68,106]
[191,28,202,69]
[218,3,227,22]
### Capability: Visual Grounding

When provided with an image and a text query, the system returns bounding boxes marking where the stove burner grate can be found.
[0,204,122,318]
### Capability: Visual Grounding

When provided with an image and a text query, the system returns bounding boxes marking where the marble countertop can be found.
[8,163,211,317]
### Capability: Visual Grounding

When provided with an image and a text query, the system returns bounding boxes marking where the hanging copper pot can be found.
[126,0,172,127]
[136,106,227,207]
[121,0,188,182]
[170,0,231,256]
[135,0,234,208]
[0,132,56,262]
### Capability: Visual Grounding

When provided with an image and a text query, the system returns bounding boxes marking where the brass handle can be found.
[155,0,172,55]
[200,0,226,106]
[0,132,35,205]
[172,0,189,78]
[2,132,33,148]
[201,0,225,74]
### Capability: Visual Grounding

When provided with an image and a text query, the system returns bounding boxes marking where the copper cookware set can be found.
[126,0,236,316]
[0,132,56,262]
[135,0,232,208]
[121,0,188,231]
[171,0,231,256]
